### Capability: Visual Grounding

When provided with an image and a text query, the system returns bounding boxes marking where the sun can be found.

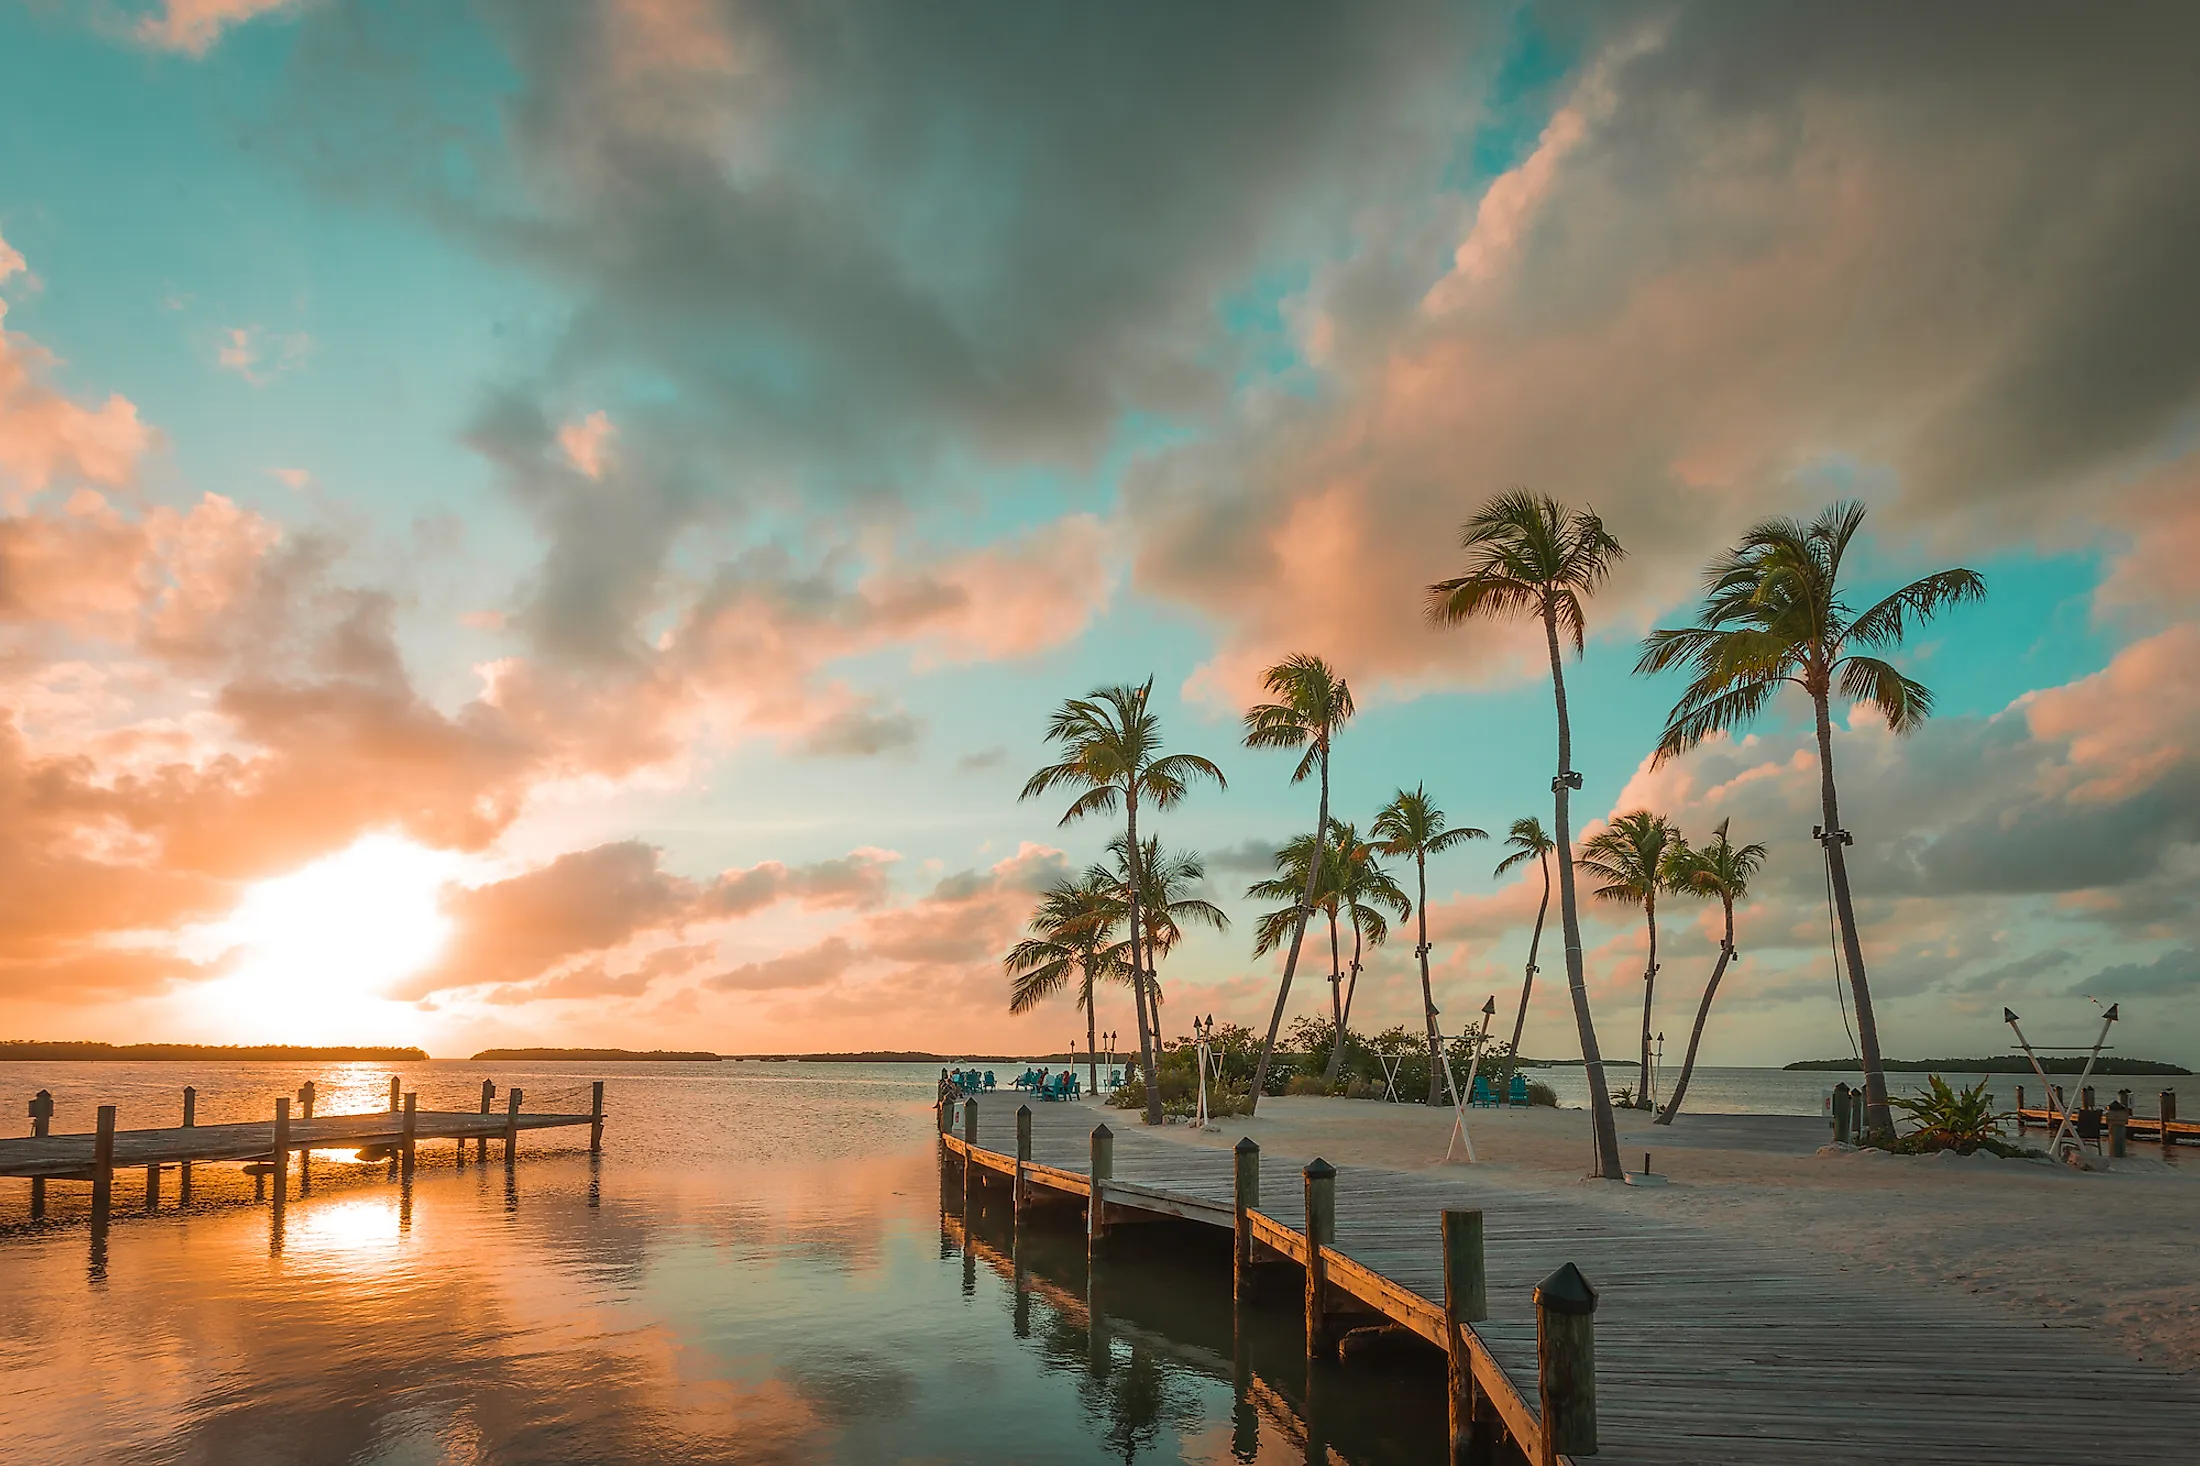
[187,835,464,1043]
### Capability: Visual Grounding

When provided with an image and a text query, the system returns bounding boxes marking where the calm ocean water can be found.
[0,1060,1445,1465]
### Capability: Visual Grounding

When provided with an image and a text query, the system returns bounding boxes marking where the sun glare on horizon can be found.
[184,835,464,1043]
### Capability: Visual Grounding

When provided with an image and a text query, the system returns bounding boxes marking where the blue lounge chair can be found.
[1507,1074,1529,1106]
[1470,1076,1494,1107]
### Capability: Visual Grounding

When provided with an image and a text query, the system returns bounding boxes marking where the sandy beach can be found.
[1136,1096,2200,1372]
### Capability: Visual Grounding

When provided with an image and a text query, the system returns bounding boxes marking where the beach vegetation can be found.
[1373,786,1487,1104]
[1004,870,1126,1095]
[1524,1080,1560,1108]
[1429,489,1630,1180]
[1491,816,1556,1107]
[1882,1074,2024,1156]
[1655,819,1768,1126]
[1242,654,1355,1111]
[1638,500,1985,1141]
[1320,823,1410,1085]
[1021,679,1226,1127]
[1579,810,1687,1109]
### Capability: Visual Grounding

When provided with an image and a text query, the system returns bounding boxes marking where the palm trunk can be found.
[1250,747,1330,1111]
[1637,895,1658,1109]
[1084,966,1099,1096]
[1655,899,1731,1126]
[1547,607,1624,1180]
[1814,688,1891,1136]
[1500,855,1550,1103]
[1124,792,1161,1126]
[1418,852,1444,1105]
[1321,910,1346,1084]
[1338,916,1363,1047]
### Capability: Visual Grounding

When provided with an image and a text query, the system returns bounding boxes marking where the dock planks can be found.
[0,1109,597,1180]
[949,1093,2200,1466]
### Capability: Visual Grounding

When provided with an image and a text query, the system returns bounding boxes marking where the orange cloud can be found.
[0,298,151,505]
[134,0,300,56]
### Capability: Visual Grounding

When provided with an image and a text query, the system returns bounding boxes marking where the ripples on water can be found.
[0,1062,1446,1464]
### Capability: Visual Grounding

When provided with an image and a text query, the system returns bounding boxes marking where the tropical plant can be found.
[1102,835,1230,1031]
[1373,785,1487,1103]
[1021,680,1225,1125]
[1428,490,1629,1180]
[1636,501,1986,1136]
[1242,654,1355,1111]
[1887,1075,2005,1155]
[1492,816,1555,1102]
[1578,810,1686,1110]
[1003,872,1125,1094]
[1324,822,1410,1085]
[1245,824,1360,1086]
[1655,819,1767,1125]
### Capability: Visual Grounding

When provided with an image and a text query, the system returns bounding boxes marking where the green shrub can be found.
[1882,1074,2024,1155]
[1286,1074,1332,1097]
[1526,1080,1558,1108]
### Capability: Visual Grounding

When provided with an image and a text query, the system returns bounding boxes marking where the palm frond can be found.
[1846,569,1988,650]
[1837,655,1936,734]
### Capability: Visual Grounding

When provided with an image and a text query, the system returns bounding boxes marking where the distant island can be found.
[1786,1055,2191,1075]
[471,1048,721,1062]
[0,1041,430,1063]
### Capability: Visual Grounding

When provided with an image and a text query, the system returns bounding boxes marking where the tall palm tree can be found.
[1636,501,1985,1135]
[1022,680,1226,1125]
[1324,822,1410,1085]
[1104,836,1230,1042]
[1004,873,1125,1094]
[1247,827,1345,1061]
[1578,811,1686,1109]
[1429,490,1628,1180]
[1656,819,1767,1126]
[1492,816,1555,1102]
[1373,786,1486,1103]
[1242,654,1355,1111]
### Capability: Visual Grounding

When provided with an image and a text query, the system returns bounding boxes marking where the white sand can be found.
[1135,1096,2200,1371]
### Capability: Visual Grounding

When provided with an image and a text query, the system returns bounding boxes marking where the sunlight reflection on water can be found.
[0,1062,1445,1464]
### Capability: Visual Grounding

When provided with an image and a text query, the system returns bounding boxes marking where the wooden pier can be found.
[943,1093,2200,1466]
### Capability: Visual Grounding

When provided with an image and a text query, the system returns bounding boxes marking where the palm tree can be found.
[1005,873,1125,1094]
[1022,680,1226,1125]
[1242,654,1355,1111]
[1578,810,1686,1110]
[1247,827,1345,1067]
[1491,817,1555,1102]
[1373,786,1486,1103]
[1104,835,1230,1037]
[1656,819,1767,1125]
[1636,501,1985,1135]
[1324,822,1410,1085]
[1429,490,1628,1179]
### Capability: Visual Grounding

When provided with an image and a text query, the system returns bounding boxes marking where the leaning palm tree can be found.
[1656,819,1767,1125]
[1636,500,1985,1136]
[1491,817,1555,1102]
[1248,827,1345,1058]
[1005,872,1125,1094]
[1324,822,1410,1086]
[1242,654,1355,1111]
[1022,680,1226,1125]
[1429,490,1628,1180]
[1372,787,1485,1102]
[1105,835,1230,1042]
[1578,810,1686,1110]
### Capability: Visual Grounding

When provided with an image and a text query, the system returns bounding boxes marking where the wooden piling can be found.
[1303,1158,1337,1361]
[28,1089,52,1220]
[2163,1090,2178,1151]
[504,1088,522,1165]
[478,1080,494,1163]
[389,1075,400,1112]
[1831,1083,1852,1144]
[590,1081,605,1154]
[299,1080,315,1121]
[1444,1209,1491,1466]
[2108,1103,2128,1159]
[1232,1137,1259,1304]
[2080,1085,2096,1112]
[1088,1123,1113,1256]
[271,1097,290,1212]
[91,1104,116,1229]
[962,1098,980,1206]
[1534,1263,1598,1463]
[179,1086,194,1206]
[144,1161,160,1212]
[1014,1104,1032,1221]
[401,1091,418,1177]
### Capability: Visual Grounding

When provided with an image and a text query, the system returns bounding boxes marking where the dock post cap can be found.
[1090,1122,1112,1139]
[1234,1135,1259,1155]
[1017,1103,1032,1118]
[1303,1157,1335,1179]
[1534,1262,1598,1316]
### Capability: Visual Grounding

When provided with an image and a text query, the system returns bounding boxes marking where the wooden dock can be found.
[943,1093,2200,1466]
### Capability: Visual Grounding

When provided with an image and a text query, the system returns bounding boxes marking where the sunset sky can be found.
[2,2,2195,1064]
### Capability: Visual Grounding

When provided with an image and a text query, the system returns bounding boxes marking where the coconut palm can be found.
[1656,819,1768,1125]
[1491,817,1555,1102]
[1373,786,1487,1103]
[1324,822,1410,1086]
[1103,836,1230,1033]
[1578,811,1686,1110]
[1242,654,1355,1111]
[1247,827,1347,1067]
[1022,680,1226,1125]
[1428,490,1628,1179]
[1004,873,1125,1094]
[1636,500,1985,1135]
